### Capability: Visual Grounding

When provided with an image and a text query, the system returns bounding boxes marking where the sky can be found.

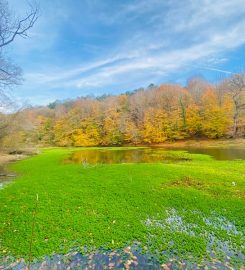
[6,0,245,106]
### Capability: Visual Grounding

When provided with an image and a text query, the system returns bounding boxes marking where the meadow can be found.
[0,147,244,268]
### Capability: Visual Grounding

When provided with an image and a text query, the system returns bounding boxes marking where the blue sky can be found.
[6,0,245,106]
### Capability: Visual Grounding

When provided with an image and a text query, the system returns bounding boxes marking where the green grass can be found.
[0,147,245,265]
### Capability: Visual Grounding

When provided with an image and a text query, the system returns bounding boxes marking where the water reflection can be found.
[69,148,187,164]
[182,147,245,160]
[68,147,245,165]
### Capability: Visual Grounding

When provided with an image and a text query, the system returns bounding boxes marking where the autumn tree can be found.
[186,77,210,104]
[201,87,231,138]
[100,96,127,145]
[121,114,141,144]
[5,73,244,147]
[226,74,245,137]
[143,108,168,143]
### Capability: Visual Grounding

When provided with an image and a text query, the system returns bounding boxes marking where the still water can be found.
[178,147,245,160]
[68,147,245,164]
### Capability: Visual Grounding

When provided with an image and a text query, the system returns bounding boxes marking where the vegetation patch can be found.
[163,175,245,199]
[0,147,244,268]
[165,176,205,189]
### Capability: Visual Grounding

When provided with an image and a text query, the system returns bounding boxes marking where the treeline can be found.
[0,74,245,148]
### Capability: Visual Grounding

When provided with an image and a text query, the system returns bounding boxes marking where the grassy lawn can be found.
[0,147,244,266]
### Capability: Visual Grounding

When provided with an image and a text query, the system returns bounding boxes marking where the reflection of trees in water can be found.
[70,148,245,164]
[71,149,177,164]
[186,148,245,160]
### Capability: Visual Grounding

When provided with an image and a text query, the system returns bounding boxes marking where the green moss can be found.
[0,147,244,265]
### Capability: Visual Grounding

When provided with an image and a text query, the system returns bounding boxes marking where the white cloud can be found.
[9,0,245,105]
[26,19,245,89]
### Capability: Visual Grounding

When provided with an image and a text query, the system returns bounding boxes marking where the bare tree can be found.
[226,74,245,137]
[0,0,38,146]
[186,76,210,104]
[0,0,38,107]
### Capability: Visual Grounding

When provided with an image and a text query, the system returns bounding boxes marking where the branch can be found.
[0,4,39,49]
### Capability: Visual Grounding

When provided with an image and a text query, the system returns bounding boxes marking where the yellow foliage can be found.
[123,119,141,144]
[143,108,168,143]
[201,88,232,138]
[186,104,203,136]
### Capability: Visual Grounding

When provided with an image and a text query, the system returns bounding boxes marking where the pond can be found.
[68,147,245,164]
[166,147,245,160]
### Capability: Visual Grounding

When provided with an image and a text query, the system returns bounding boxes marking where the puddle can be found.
[2,240,243,269]
[1,245,161,270]
[143,208,245,268]
[0,167,16,189]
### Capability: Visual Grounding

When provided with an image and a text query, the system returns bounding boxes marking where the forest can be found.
[0,74,244,149]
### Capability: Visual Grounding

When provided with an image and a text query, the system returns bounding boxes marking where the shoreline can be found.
[148,138,245,149]
[0,149,38,184]
[122,138,245,149]
[38,138,245,150]
[0,153,26,185]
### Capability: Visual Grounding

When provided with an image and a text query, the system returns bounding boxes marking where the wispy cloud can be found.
[9,0,245,105]
[187,65,234,75]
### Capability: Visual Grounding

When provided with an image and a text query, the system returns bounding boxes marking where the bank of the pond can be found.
[0,153,24,188]
[0,150,38,186]
[150,138,245,148]
[0,147,244,268]
[0,153,24,168]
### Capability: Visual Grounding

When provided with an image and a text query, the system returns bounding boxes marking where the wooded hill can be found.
[0,74,244,148]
